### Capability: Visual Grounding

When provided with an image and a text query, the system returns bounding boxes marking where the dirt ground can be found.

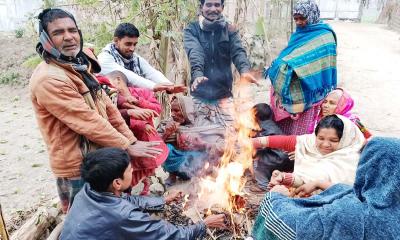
[0,21,399,231]
[331,21,400,137]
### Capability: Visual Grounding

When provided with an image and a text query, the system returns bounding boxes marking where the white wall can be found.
[0,0,42,31]
[317,0,360,19]
[316,0,382,21]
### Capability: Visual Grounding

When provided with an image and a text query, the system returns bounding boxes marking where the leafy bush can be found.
[15,28,24,38]
[0,72,20,85]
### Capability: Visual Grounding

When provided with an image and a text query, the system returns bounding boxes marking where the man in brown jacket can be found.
[30,8,162,213]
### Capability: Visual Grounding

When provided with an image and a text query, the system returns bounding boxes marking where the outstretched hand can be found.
[167,85,187,94]
[164,190,183,204]
[191,76,208,92]
[144,124,157,135]
[153,83,174,92]
[154,83,187,93]
[240,72,259,86]
[127,141,162,159]
[203,214,227,229]
[128,108,159,120]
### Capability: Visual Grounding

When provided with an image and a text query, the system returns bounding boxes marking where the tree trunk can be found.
[376,0,398,23]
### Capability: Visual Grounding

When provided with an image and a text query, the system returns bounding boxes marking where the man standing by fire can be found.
[184,0,257,128]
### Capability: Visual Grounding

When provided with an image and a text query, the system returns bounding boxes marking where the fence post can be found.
[0,204,9,240]
[157,34,172,122]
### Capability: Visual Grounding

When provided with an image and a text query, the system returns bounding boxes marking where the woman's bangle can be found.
[281,173,294,187]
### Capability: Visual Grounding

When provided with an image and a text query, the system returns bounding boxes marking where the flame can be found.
[204,162,209,170]
[182,194,190,209]
[206,208,212,216]
[196,94,259,215]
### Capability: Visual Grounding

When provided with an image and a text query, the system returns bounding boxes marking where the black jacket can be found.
[256,120,293,176]
[60,184,206,240]
[184,21,251,100]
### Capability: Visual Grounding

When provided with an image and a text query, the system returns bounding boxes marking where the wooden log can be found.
[46,220,64,240]
[10,207,59,240]
[0,204,10,240]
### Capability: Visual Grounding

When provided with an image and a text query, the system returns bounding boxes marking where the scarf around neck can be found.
[199,15,227,32]
[106,43,143,77]
[36,30,100,99]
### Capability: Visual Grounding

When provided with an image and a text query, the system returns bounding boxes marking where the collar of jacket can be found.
[48,49,99,95]
[198,21,230,43]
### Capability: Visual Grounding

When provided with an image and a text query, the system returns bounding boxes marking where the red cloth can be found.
[268,135,297,152]
[98,79,168,187]
[130,134,169,187]
[128,87,161,113]
[95,76,168,187]
[96,75,114,87]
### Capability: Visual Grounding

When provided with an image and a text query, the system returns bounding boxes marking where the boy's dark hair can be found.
[114,23,140,39]
[81,148,130,192]
[200,0,224,5]
[315,115,344,139]
[106,70,129,84]
[38,8,77,33]
[252,103,274,122]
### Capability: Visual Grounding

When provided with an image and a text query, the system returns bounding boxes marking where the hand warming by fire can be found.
[174,101,261,238]
[23,1,392,240]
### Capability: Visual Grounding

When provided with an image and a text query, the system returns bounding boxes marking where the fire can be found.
[182,194,190,209]
[196,96,259,216]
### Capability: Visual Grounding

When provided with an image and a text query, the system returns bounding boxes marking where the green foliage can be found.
[15,28,24,38]
[255,17,266,37]
[84,22,114,54]
[0,72,20,85]
[75,0,100,6]
[43,0,56,8]
[23,55,42,69]
[127,0,198,40]
[72,0,198,55]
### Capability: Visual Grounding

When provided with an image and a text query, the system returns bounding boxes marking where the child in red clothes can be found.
[97,71,168,195]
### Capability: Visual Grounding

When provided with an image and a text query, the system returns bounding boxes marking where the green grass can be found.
[31,163,43,168]
[23,55,42,69]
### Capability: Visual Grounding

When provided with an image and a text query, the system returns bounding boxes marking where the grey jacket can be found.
[184,21,251,100]
[60,184,206,240]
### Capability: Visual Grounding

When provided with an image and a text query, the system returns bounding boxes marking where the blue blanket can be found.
[267,22,337,114]
[253,137,400,240]
[162,144,207,179]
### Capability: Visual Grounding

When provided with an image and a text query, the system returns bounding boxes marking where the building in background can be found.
[316,0,383,22]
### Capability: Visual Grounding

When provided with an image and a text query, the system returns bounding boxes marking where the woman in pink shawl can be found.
[319,88,371,139]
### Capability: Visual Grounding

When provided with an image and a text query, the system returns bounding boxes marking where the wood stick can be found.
[0,204,10,240]
[193,206,216,240]
[46,220,64,240]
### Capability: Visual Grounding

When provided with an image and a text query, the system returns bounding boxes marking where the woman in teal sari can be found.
[266,0,337,135]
